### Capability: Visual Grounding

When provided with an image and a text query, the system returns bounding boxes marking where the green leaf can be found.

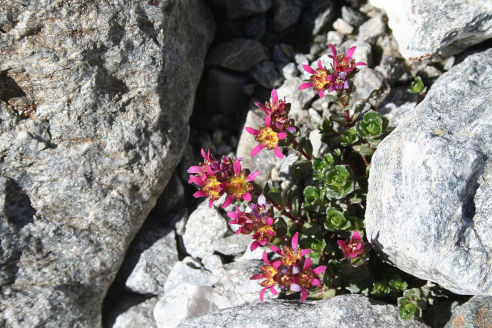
[324,207,351,231]
[341,127,358,146]
[299,138,313,158]
[356,111,385,139]
[323,165,355,199]
[352,144,374,156]
[398,298,422,320]
[389,276,408,291]
[371,281,391,296]
[408,76,427,95]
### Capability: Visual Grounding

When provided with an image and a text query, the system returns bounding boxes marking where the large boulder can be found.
[369,0,492,59]
[366,49,492,295]
[178,294,429,327]
[0,1,214,327]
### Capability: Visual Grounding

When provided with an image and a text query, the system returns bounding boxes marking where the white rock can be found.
[154,284,231,328]
[327,31,344,46]
[182,200,228,259]
[333,18,354,35]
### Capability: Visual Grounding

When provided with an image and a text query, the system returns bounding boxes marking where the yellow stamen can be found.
[255,127,279,150]
[227,172,252,199]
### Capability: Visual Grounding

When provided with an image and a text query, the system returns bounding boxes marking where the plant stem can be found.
[291,140,312,161]
[361,154,370,167]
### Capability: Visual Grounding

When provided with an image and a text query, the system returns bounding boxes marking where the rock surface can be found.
[369,0,492,59]
[112,297,158,328]
[366,49,492,295]
[444,296,492,328]
[178,294,429,327]
[0,1,214,327]
[125,228,178,295]
[182,201,228,260]
[206,39,267,72]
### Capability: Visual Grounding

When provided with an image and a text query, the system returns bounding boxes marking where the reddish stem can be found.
[252,187,303,227]
[291,140,312,161]
[361,154,370,167]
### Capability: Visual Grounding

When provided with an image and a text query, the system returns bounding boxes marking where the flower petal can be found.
[272,260,281,269]
[271,88,278,104]
[286,126,296,133]
[188,175,206,186]
[318,89,325,98]
[254,101,269,113]
[245,127,260,135]
[277,132,287,140]
[258,194,266,206]
[251,144,265,157]
[311,279,321,286]
[262,251,270,264]
[317,59,323,69]
[313,265,326,275]
[303,257,312,270]
[260,287,267,302]
[221,195,234,209]
[337,240,346,248]
[346,46,356,59]
[274,146,284,159]
[300,289,309,302]
[302,64,316,75]
[291,232,299,249]
[299,82,314,90]
[352,230,361,241]
[301,249,312,257]
[270,245,281,254]
[243,192,252,202]
[328,44,337,59]
[187,165,202,173]
[250,241,259,251]
[193,190,208,198]
[266,217,274,225]
[233,159,241,176]
[355,61,367,66]
[290,283,302,292]
[270,285,278,295]
[208,198,215,208]
[251,274,263,280]
[265,114,271,127]
[247,171,260,181]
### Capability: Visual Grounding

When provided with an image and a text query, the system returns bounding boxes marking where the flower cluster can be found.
[299,44,366,97]
[246,89,295,159]
[227,195,276,251]
[188,149,258,208]
[337,230,369,264]
[251,233,326,301]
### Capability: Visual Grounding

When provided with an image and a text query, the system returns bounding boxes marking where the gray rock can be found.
[183,201,228,260]
[341,40,373,67]
[0,0,214,326]
[154,284,231,328]
[375,55,409,86]
[273,0,303,32]
[276,77,317,117]
[369,0,492,59]
[333,18,354,35]
[207,39,267,72]
[357,15,386,43]
[376,87,418,128]
[352,68,389,107]
[327,31,344,46]
[164,259,217,295]
[178,294,429,327]
[366,49,492,296]
[207,68,248,115]
[341,6,367,27]
[225,0,272,19]
[302,0,335,36]
[250,61,284,89]
[280,62,298,79]
[214,260,270,306]
[273,43,295,64]
[125,229,178,295]
[112,297,158,328]
[212,233,252,256]
[245,14,266,40]
[444,296,492,328]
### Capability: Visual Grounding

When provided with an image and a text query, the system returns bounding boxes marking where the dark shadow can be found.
[5,178,36,229]
[0,71,26,103]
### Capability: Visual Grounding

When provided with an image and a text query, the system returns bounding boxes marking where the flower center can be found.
[281,246,301,267]
[256,225,276,243]
[298,269,314,289]
[310,68,330,91]
[202,176,221,199]
[227,172,252,199]
[255,127,280,150]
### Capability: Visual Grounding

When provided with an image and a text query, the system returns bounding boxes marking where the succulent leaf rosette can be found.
[355,111,388,139]
[323,165,355,199]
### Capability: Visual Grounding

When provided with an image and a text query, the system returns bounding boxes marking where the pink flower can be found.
[337,230,365,259]
[290,257,327,301]
[254,89,296,134]
[250,251,280,301]
[328,44,366,74]
[188,150,258,208]
[246,122,287,159]
[270,232,312,267]
[298,59,331,98]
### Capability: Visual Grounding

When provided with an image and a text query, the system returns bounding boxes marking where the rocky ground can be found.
[0,0,490,327]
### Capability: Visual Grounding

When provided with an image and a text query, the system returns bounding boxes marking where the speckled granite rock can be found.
[112,297,158,328]
[178,294,429,327]
[366,49,492,295]
[369,0,492,59]
[445,296,492,328]
[0,0,214,326]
